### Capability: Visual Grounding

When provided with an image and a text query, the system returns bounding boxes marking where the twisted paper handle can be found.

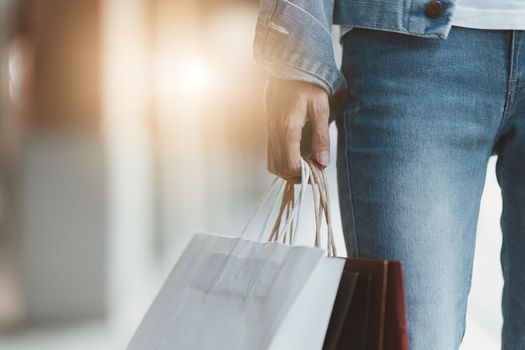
[208,159,336,294]
[268,158,337,257]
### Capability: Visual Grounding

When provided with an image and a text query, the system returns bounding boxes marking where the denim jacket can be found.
[253,0,456,96]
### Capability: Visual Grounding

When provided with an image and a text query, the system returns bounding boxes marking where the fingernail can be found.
[319,151,330,166]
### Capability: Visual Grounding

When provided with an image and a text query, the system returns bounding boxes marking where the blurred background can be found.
[0,0,504,349]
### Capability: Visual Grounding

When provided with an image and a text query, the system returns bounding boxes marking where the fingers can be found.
[280,111,304,180]
[268,140,301,183]
[308,95,330,168]
[268,112,304,181]
[265,79,329,182]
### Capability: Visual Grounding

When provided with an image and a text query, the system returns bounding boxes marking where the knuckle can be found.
[276,171,288,180]
[283,119,302,140]
[311,100,329,119]
[315,90,329,100]
[283,161,301,176]
[313,129,329,146]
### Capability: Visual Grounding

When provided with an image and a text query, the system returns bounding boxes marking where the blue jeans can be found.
[336,26,525,349]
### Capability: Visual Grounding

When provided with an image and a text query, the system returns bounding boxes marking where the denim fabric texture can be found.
[253,0,457,95]
[335,26,525,350]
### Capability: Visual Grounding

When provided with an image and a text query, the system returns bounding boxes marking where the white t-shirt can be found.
[452,0,525,29]
[341,0,525,37]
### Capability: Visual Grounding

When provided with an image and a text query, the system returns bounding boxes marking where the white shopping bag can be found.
[127,159,343,350]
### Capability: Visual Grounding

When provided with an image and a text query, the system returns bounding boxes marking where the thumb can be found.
[309,97,330,167]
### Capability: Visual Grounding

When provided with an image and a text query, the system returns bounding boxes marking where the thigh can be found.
[336,26,507,349]
[495,93,525,350]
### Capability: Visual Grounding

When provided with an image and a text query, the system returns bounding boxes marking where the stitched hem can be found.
[341,23,450,39]
[266,57,346,95]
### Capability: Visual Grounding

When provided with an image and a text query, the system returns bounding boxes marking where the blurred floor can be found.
[0,321,111,350]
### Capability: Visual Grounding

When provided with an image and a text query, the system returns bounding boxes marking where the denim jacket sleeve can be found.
[253,0,346,96]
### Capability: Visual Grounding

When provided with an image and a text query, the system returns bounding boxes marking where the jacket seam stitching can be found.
[277,0,332,35]
[349,24,446,38]
[255,0,279,62]
[407,0,416,31]
[267,0,279,24]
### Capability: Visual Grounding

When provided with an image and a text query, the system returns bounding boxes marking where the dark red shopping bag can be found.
[323,258,409,350]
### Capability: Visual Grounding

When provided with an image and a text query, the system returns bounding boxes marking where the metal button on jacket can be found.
[425,0,444,18]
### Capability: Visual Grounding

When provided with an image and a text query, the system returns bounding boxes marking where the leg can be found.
[496,97,525,350]
[336,27,510,349]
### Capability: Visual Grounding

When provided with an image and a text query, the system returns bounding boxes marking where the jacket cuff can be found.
[253,0,346,96]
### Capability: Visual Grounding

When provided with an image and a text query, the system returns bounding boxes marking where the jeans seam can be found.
[342,107,360,257]
[491,31,518,151]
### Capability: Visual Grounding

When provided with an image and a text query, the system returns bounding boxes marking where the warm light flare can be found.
[183,58,211,94]
[155,52,212,100]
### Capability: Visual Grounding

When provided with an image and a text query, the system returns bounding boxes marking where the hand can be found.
[265,79,330,181]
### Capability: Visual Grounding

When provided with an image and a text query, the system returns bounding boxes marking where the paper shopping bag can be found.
[127,232,344,350]
[341,259,409,350]
[322,258,408,350]
[323,270,361,350]
[323,270,372,350]
[127,159,345,350]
